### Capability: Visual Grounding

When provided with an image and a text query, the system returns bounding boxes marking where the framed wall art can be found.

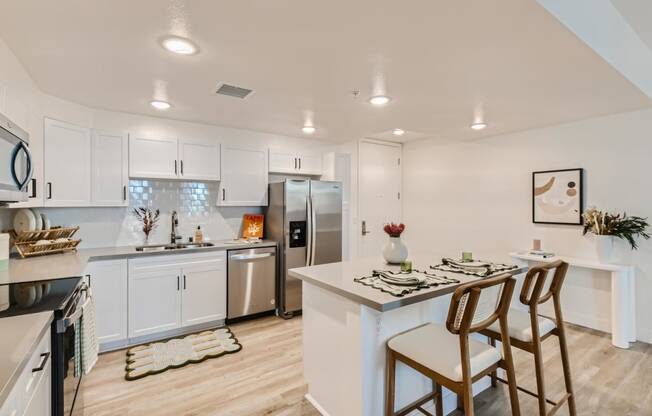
[532,168,583,225]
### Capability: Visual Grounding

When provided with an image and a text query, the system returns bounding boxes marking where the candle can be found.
[462,251,473,262]
[400,260,412,272]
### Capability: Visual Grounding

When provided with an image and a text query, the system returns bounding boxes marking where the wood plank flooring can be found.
[80,317,652,416]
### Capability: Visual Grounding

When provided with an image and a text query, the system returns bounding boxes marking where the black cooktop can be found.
[0,277,81,318]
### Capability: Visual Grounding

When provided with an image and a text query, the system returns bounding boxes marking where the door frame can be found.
[356,138,403,257]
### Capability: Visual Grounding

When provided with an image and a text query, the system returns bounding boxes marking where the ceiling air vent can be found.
[215,83,254,99]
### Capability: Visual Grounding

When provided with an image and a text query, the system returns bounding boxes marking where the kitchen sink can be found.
[135,242,215,252]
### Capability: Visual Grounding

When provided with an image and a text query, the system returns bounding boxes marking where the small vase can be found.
[595,235,614,263]
[383,237,408,264]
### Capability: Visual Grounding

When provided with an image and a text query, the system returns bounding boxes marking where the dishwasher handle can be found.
[230,253,274,261]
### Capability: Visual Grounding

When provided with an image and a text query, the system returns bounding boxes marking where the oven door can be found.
[54,286,85,416]
[0,112,32,204]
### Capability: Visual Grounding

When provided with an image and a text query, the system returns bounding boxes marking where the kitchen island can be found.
[289,254,527,416]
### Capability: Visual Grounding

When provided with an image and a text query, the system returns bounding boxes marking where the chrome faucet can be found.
[171,210,181,244]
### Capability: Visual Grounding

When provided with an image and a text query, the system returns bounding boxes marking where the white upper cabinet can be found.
[129,136,178,179]
[129,136,220,181]
[178,138,220,181]
[43,118,91,206]
[268,150,322,175]
[218,145,269,206]
[296,153,323,175]
[91,130,128,206]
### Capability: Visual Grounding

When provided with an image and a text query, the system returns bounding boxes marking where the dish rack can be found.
[9,227,81,258]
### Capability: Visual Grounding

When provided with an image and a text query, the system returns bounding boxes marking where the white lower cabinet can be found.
[0,330,51,416]
[85,259,128,346]
[128,266,182,338]
[128,251,227,340]
[181,259,227,326]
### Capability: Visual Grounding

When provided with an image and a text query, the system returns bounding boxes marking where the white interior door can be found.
[358,139,402,258]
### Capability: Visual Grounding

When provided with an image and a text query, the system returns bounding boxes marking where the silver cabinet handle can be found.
[230,253,274,261]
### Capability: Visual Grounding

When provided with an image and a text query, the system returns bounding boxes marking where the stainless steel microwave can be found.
[0,111,32,205]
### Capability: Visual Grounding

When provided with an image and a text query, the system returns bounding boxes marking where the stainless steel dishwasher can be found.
[227,246,277,320]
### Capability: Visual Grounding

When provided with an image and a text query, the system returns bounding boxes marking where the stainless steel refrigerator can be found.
[265,180,342,318]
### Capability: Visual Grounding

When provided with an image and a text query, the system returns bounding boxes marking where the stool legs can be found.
[557,325,577,416]
[385,348,396,416]
[489,338,498,387]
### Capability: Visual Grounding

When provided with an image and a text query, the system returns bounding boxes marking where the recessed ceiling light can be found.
[302,126,316,134]
[368,95,391,106]
[160,36,198,55]
[470,122,488,130]
[150,100,171,110]
[392,128,405,136]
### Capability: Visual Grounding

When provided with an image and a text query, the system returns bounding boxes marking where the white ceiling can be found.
[612,0,652,51]
[0,0,650,143]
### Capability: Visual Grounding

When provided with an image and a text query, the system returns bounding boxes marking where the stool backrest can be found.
[446,273,516,335]
[519,260,569,307]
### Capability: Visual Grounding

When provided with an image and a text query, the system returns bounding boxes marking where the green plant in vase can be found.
[582,207,649,262]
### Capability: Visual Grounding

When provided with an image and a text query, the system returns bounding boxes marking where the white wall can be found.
[0,36,334,247]
[402,108,652,343]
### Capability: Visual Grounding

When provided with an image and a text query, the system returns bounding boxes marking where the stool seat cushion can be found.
[387,323,501,382]
[488,309,556,342]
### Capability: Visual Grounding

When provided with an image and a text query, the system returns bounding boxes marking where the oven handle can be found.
[56,282,89,333]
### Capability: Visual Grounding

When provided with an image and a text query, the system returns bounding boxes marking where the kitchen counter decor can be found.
[582,207,650,263]
[8,226,81,258]
[382,223,408,264]
[431,258,518,277]
[125,327,242,381]
[354,269,459,297]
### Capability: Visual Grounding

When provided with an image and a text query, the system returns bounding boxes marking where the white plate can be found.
[41,213,51,230]
[31,208,43,230]
[13,209,37,234]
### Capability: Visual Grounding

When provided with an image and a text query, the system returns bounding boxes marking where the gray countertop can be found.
[0,312,53,407]
[289,254,528,312]
[0,240,277,285]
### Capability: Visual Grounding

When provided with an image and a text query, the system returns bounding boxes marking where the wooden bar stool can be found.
[385,273,521,416]
[481,260,576,416]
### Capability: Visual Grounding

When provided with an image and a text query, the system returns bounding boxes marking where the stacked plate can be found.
[375,270,425,286]
[13,208,51,233]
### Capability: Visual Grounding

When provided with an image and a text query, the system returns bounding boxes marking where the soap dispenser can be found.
[194,226,204,243]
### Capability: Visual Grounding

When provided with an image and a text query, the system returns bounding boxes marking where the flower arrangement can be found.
[133,207,160,242]
[383,223,405,238]
[582,207,650,250]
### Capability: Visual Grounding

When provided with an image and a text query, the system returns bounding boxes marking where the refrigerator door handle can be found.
[309,194,317,266]
[306,196,312,266]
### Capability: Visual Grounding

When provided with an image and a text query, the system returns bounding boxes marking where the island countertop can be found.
[0,240,277,285]
[289,254,528,312]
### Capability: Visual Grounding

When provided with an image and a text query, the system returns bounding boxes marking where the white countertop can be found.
[0,312,53,407]
[289,253,528,312]
[0,240,277,285]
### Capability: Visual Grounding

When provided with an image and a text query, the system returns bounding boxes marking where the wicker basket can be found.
[9,227,82,258]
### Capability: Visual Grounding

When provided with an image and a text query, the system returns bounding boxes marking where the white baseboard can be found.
[304,394,331,416]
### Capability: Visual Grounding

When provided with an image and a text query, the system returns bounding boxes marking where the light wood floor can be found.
[80,317,652,416]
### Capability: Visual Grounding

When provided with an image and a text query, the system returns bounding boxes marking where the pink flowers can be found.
[383,223,405,238]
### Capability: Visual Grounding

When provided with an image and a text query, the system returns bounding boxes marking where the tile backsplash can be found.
[0,180,262,248]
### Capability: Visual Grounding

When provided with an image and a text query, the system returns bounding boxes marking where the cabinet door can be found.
[129,136,178,179]
[22,351,51,416]
[298,153,323,175]
[181,257,226,327]
[43,118,91,206]
[87,259,128,345]
[129,267,182,338]
[269,150,298,174]
[92,130,128,206]
[218,146,269,206]
[178,138,220,181]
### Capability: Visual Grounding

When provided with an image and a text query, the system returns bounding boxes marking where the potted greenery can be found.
[382,223,407,264]
[582,207,650,263]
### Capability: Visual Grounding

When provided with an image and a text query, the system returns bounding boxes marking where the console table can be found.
[509,252,635,349]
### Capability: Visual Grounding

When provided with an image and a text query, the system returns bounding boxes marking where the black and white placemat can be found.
[430,258,518,277]
[353,269,460,297]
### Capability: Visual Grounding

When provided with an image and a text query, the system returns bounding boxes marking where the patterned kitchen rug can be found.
[125,327,242,381]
